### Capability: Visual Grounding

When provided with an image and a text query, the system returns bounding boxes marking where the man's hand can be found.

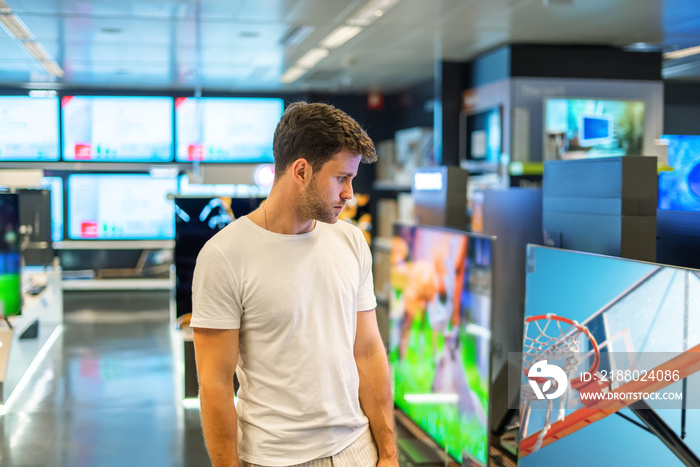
[354,310,399,466]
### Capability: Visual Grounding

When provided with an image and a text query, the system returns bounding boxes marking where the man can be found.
[190,102,398,467]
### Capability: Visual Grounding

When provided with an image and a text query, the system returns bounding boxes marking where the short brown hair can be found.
[272,102,377,177]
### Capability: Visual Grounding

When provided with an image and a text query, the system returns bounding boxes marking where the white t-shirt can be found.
[190,216,377,466]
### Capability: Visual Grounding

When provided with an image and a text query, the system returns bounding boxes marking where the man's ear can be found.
[291,158,313,186]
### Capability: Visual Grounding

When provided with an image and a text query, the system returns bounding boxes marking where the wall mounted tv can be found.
[544,98,645,160]
[0,96,59,161]
[62,96,174,162]
[175,97,283,163]
[67,174,177,240]
[0,193,21,317]
[658,134,700,211]
[461,106,502,171]
[389,223,493,464]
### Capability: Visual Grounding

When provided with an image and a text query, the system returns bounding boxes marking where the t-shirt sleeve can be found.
[190,241,243,329]
[356,230,377,312]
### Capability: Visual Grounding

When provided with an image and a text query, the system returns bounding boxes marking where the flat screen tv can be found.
[0,193,21,317]
[0,96,59,161]
[175,97,283,162]
[658,134,700,211]
[62,96,174,162]
[67,174,178,240]
[40,176,64,242]
[174,196,265,318]
[519,245,700,466]
[389,223,492,464]
[544,98,645,160]
[461,106,502,171]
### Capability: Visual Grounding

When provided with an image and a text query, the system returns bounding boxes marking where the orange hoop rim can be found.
[524,313,600,387]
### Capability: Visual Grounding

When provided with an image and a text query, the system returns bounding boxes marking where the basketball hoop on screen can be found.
[520,314,608,453]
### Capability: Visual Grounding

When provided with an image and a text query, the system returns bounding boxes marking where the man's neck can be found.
[250,187,315,235]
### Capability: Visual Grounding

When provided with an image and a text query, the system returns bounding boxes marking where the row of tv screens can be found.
[38,173,271,242]
[0,96,283,163]
[388,223,700,466]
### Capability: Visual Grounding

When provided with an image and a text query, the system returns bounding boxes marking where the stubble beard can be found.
[295,177,338,224]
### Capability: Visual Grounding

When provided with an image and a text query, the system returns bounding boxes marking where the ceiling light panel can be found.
[347,0,401,26]
[280,66,307,83]
[319,25,363,49]
[0,13,33,41]
[296,47,329,68]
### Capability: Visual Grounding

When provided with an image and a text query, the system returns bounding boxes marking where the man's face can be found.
[297,148,362,224]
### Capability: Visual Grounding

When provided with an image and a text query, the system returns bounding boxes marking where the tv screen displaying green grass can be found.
[0,193,21,317]
[389,223,492,464]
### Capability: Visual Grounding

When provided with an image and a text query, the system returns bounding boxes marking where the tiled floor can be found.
[0,290,210,467]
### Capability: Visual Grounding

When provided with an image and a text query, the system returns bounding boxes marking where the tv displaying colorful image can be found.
[389,224,492,464]
[519,245,700,466]
[62,96,173,162]
[658,134,700,211]
[0,193,21,317]
[0,96,59,161]
[175,97,283,162]
[68,174,178,240]
[544,98,645,160]
[174,196,265,318]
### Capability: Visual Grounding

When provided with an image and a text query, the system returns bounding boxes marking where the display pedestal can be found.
[1,267,63,404]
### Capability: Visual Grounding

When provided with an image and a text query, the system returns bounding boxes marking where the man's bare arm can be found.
[354,310,399,466]
[193,327,240,467]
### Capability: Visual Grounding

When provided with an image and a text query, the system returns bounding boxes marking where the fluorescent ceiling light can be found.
[0,2,64,77]
[280,66,307,83]
[347,0,400,27]
[41,61,64,78]
[0,12,33,41]
[664,45,700,60]
[296,47,329,69]
[23,41,50,61]
[319,25,362,49]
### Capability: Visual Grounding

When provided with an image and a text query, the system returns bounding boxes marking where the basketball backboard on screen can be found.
[519,246,700,457]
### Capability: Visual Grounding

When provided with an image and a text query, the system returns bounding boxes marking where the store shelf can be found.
[62,278,173,290]
[54,240,175,250]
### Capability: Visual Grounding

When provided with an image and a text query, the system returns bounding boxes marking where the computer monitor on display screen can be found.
[175,97,283,163]
[174,196,265,319]
[0,96,59,162]
[389,223,493,465]
[67,174,178,240]
[61,96,173,162]
[0,193,21,317]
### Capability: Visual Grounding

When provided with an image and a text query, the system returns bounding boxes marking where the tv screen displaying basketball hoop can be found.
[519,245,700,466]
[389,224,493,464]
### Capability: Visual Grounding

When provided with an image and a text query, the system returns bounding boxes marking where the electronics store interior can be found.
[1,1,700,466]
